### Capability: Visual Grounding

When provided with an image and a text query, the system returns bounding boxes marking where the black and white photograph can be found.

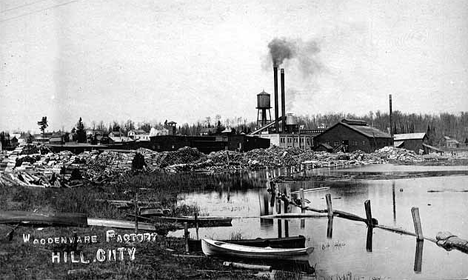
[1,0,468,279]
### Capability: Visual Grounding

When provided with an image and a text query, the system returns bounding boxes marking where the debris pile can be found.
[158,147,206,167]
[373,147,424,162]
[1,143,465,187]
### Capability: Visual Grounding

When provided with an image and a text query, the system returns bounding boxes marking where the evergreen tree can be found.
[76,117,87,143]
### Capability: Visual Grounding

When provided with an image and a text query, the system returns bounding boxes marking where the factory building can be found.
[251,67,320,149]
[148,134,269,154]
[313,119,393,153]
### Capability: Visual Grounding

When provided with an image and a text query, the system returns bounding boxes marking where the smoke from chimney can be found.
[266,37,323,118]
[267,38,322,74]
[268,38,296,66]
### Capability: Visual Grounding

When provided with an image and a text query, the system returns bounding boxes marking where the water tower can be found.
[256,90,272,127]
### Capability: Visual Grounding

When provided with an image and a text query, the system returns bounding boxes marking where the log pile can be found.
[0,143,462,187]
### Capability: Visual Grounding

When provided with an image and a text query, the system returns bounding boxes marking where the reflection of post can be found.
[300,187,305,228]
[184,222,189,253]
[366,226,373,252]
[327,217,333,239]
[392,181,396,223]
[414,240,424,273]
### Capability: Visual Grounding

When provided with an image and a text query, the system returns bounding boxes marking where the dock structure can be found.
[266,168,466,255]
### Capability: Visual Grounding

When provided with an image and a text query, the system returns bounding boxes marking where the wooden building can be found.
[313,119,393,153]
[393,133,428,154]
[148,135,269,154]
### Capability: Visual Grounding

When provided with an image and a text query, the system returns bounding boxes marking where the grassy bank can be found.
[0,171,274,279]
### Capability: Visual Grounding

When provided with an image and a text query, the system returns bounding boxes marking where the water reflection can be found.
[175,171,468,279]
[414,240,424,273]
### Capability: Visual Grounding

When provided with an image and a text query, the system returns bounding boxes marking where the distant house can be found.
[49,137,63,145]
[200,127,217,136]
[128,129,150,141]
[443,136,460,148]
[313,119,393,153]
[108,131,134,143]
[393,133,428,154]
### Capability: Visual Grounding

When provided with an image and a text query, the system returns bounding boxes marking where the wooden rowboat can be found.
[201,238,313,260]
[189,235,305,252]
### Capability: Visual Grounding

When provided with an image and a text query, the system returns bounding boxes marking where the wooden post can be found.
[364,200,374,227]
[184,222,189,253]
[195,212,199,240]
[300,188,305,212]
[284,188,289,237]
[134,192,139,234]
[325,194,333,217]
[277,192,282,238]
[392,181,396,222]
[411,207,424,241]
[303,164,306,178]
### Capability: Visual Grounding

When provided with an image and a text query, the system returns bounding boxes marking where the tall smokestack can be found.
[389,94,393,137]
[281,69,286,134]
[274,65,279,132]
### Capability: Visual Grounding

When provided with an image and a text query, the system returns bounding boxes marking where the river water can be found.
[173,164,468,279]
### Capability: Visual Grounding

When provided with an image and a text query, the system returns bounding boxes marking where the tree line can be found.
[1,112,467,148]
[295,111,468,146]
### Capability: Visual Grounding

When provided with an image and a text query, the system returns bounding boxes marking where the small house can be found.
[393,133,428,154]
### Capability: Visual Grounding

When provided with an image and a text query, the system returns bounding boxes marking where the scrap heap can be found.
[0,144,453,187]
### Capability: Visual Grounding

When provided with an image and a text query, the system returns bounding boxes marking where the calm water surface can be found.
[172,165,468,279]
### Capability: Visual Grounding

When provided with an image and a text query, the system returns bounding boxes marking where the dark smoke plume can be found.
[267,38,322,77]
[268,38,296,66]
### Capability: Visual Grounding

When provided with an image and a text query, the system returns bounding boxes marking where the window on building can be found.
[362,141,366,145]
[334,141,339,147]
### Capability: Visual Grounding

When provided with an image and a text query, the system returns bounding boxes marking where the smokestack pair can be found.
[273,66,286,133]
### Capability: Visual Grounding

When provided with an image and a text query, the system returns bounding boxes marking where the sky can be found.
[1,0,467,133]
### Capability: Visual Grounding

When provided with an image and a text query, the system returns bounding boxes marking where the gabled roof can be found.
[129,129,148,135]
[394,133,427,141]
[315,121,392,139]
[341,119,367,126]
[339,122,392,138]
[444,136,459,143]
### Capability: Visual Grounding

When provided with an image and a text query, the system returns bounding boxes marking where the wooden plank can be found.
[291,187,330,194]
[87,218,156,231]
[261,213,327,219]
[223,261,272,271]
[0,211,87,227]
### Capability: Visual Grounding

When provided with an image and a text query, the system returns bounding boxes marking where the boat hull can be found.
[189,235,305,252]
[201,239,313,260]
